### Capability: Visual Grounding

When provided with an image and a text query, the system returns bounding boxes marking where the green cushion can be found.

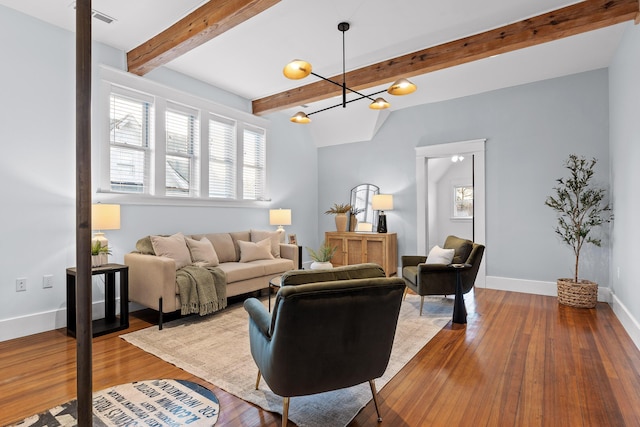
[443,235,473,264]
[281,263,385,286]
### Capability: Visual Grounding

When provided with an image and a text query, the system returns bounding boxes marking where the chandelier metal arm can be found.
[307,88,387,116]
[310,72,378,103]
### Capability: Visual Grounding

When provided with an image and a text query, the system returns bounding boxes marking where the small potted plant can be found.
[544,154,612,308]
[306,241,338,270]
[324,203,352,232]
[91,240,112,267]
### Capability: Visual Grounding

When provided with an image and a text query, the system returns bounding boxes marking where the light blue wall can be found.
[0,5,317,340]
[609,22,640,324]
[319,69,610,286]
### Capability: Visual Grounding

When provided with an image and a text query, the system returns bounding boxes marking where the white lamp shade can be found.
[269,209,292,226]
[92,204,121,230]
[372,194,394,211]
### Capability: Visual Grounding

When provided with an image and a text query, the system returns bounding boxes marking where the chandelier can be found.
[283,22,417,124]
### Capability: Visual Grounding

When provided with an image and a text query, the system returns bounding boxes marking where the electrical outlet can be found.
[43,274,53,289]
[16,278,26,292]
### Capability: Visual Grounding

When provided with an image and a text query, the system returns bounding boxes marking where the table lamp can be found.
[372,194,393,233]
[92,204,121,264]
[269,208,291,234]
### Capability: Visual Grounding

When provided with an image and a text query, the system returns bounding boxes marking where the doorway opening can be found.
[415,139,486,287]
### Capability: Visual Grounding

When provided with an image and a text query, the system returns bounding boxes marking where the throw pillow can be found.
[206,233,237,263]
[185,236,220,267]
[238,238,274,263]
[150,232,191,270]
[425,245,455,265]
[250,229,284,258]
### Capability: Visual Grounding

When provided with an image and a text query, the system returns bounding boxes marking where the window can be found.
[166,104,199,197]
[453,185,473,218]
[243,126,266,200]
[208,116,236,199]
[109,91,152,193]
[101,68,269,203]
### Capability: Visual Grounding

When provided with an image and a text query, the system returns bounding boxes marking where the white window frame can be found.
[96,66,270,206]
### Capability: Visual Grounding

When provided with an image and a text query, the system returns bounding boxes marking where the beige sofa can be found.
[124,230,298,327]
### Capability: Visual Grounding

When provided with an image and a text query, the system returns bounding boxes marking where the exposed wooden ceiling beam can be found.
[127,0,280,76]
[252,0,639,116]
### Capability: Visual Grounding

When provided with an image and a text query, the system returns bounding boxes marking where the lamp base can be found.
[91,232,109,266]
[377,213,387,233]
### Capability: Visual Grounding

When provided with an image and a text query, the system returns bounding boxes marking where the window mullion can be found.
[200,115,210,197]
[236,123,244,200]
[154,98,167,196]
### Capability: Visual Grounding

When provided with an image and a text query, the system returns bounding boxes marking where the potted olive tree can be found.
[544,154,612,308]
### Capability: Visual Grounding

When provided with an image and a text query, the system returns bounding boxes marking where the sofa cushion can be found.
[150,232,191,270]
[230,231,251,261]
[185,236,220,267]
[252,258,295,276]
[238,238,274,262]
[217,262,267,283]
[425,245,455,265]
[205,233,237,263]
[251,229,284,258]
[281,263,386,286]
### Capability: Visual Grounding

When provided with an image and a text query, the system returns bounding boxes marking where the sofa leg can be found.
[419,296,424,316]
[158,297,163,330]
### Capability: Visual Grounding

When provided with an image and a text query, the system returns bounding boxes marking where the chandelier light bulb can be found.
[290,111,311,124]
[369,97,391,110]
[283,60,312,80]
[387,78,417,96]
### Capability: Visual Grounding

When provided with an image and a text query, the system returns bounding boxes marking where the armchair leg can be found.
[282,397,290,427]
[420,296,424,316]
[255,371,261,390]
[402,286,408,300]
[369,380,383,422]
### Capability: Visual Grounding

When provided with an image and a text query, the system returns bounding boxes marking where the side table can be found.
[268,275,282,312]
[449,263,472,324]
[66,263,129,337]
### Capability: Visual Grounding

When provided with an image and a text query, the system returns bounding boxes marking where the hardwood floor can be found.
[1,288,640,426]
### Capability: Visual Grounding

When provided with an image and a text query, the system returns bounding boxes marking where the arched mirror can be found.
[349,184,379,231]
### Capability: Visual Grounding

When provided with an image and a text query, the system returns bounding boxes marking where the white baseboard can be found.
[486,276,638,351]
[610,293,640,351]
[0,300,115,343]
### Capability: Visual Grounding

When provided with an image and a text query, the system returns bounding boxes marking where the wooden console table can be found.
[325,231,397,277]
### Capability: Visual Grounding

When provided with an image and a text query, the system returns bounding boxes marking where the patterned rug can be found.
[121,295,453,427]
[8,379,219,427]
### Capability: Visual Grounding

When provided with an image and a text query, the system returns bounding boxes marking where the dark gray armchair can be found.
[243,264,406,427]
[402,235,485,315]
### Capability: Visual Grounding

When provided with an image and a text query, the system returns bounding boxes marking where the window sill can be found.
[94,190,271,208]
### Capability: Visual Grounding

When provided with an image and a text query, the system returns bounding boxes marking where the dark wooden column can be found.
[75,1,92,425]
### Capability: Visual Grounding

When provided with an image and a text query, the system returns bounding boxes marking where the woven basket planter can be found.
[557,278,598,308]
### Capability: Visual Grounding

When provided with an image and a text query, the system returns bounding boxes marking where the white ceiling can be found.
[0,0,628,146]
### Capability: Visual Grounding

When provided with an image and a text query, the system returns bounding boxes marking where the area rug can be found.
[121,295,453,427]
[8,379,219,427]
